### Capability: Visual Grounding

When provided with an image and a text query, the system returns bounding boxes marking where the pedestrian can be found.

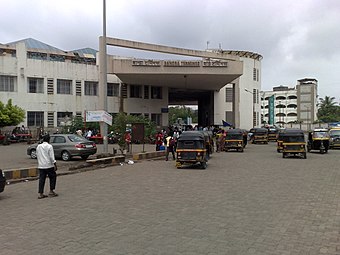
[36,134,58,199]
[124,131,131,153]
[165,136,176,161]
[155,131,163,151]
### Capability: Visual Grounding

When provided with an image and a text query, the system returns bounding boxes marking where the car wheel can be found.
[30,149,37,159]
[61,151,71,161]
[81,155,89,160]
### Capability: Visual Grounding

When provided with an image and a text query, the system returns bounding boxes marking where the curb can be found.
[3,151,164,183]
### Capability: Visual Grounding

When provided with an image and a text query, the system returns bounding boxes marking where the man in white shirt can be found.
[36,134,58,199]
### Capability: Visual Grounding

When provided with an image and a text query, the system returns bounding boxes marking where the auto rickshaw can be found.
[268,128,278,142]
[252,128,268,144]
[307,128,330,154]
[282,129,307,159]
[176,131,208,169]
[329,127,340,149]
[224,129,245,152]
[276,129,286,152]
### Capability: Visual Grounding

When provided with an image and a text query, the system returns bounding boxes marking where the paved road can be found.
[1,143,340,255]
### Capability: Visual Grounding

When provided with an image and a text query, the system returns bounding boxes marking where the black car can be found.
[0,169,6,193]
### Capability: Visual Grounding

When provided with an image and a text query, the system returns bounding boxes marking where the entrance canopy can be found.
[108,58,243,91]
[105,37,244,91]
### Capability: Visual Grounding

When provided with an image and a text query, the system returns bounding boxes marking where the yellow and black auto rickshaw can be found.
[252,128,269,144]
[282,129,307,159]
[307,128,330,154]
[224,129,245,152]
[329,127,340,149]
[276,129,286,152]
[268,128,278,142]
[176,131,208,169]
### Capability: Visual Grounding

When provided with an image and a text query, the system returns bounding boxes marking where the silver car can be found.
[27,134,97,161]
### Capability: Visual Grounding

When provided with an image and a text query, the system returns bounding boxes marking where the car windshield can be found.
[313,131,329,138]
[226,134,243,140]
[330,130,340,137]
[282,135,305,142]
[177,140,204,149]
[68,135,88,142]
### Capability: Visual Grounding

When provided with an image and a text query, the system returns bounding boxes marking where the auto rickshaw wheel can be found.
[282,152,287,158]
[239,147,244,152]
[200,162,207,169]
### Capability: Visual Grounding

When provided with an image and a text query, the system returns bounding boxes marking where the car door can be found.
[50,135,66,157]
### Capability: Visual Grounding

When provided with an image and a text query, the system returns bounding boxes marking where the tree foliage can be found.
[112,112,156,147]
[317,96,340,123]
[0,99,25,128]
[168,106,198,125]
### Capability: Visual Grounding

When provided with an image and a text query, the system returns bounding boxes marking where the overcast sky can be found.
[1,0,340,102]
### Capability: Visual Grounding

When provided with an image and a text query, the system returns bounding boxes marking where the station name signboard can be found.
[86,110,112,126]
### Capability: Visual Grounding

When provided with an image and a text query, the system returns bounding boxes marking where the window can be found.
[151,113,162,126]
[84,81,98,96]
[27,111,44,127]
[225,87,233,102]
[151,86,162,99]
[47,78,54,94]
[130,85,142,98]
[253,68,257,81]
[0,75,15,92]
[57,112,73,126]
[47,112,54,127]
[28,77,44,93]
[76,81,82,96]
[57,79,72,94]
[144,85,149,99]
[107,83,119,97]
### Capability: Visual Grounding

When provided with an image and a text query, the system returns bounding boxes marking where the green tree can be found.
[0,99,25,128]
[317,96,340,123]
[112,112,156,147]
[169,106,198,125]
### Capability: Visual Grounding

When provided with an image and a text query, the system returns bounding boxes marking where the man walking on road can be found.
[36,134,58,199]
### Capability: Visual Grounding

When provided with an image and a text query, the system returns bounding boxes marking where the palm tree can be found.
[317,96,339,123]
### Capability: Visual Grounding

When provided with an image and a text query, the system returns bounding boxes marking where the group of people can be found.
[155,127,181,161]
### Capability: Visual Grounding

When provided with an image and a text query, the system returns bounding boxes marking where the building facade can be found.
[261,78,318,127]
[0,38,262,131]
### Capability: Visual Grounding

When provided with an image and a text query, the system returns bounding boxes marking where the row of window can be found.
[264,113,298,117]
[262,104,298,109]
[27,111,163,127]
[1,75,163,99]
[262,95,298,100]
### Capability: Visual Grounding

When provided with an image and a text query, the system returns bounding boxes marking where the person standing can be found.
[124,131,132,153]
[36,134,58,199]
[155,131,163,151]
[165,136,176,161]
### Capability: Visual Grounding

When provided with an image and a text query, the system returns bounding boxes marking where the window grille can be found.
[0,75,15,92]
[76,81,81,96]
[57,79,72,94]
[28,77,44,93]
[107,83,119,97]
[144,85,149,99]
[84,81,98,96]
[47,78,54,94]
[47,112,54,127]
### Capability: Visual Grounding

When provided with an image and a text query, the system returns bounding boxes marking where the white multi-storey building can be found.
[261,78,318,127]
[0,38,262,132]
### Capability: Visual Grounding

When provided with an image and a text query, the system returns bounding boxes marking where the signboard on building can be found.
[85,110,112,126]
[268,95,275,125]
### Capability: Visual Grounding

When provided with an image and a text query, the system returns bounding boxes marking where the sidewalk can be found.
[2,142,165,183]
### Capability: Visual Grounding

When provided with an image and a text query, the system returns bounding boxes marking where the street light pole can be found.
[99,0,108,153]
[245,89,255,128]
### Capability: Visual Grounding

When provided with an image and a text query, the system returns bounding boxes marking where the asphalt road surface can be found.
[1,142,340,255]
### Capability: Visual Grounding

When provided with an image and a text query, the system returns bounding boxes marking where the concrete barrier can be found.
[133,151,166,161]
[4,151,162,182]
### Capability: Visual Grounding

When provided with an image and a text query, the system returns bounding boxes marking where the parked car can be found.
[27,134,97,161]
[0,169,6,193]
